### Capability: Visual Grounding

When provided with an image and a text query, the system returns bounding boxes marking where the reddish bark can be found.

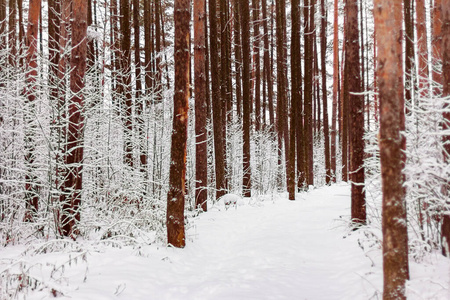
[194,0,208,211]
[432,0,442,94]
[416,0,429,96]
[62,0,88,238]
[166,0,190,248]
[441,0,450,256]
[331,0,339,182]
[241,0,252,197]
[374,0,410,297]
[23,0,41,222]
[345,0,366,225]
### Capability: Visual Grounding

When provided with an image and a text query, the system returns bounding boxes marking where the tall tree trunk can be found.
[120,0,133,167]
[234,0,242,119]
[23,0,41,222]
[241,0,252,197]
[288,0,300,200]
[144,0,153,92]
[276,0,287,189]
[166,0,190,248]
[304,0,314,185]
[8,0,16,67]
[62,0,88,238]
[432,0,442,94]
[331,0,338,182]
[252,0,261,131]
[209,0,226,199]
[194,0,208,211]
[321,0,331,185]
[440,0,450,256]
[345,0,365,225]
[404,0,415,113]
[219,0,230,189]
[416,0,429,96]
[262,0,274,129]
[374,0,410,297]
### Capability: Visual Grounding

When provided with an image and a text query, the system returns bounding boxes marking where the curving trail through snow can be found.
[16,183,449,299]
[52,184,381,299]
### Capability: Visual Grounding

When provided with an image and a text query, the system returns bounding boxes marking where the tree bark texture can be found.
[63,0,88,238]
[321,0,331,185]
[345,0,366,225]
[209,0,226,199]
[241,0,252,197]
[331,0,339,182]
[166,0,190,248]
[23,0,41,222]
[416,0,429,96]
[441,0,450,256]
[304,0,314,186]
[404,0,415,112]
[433,0,442,94]
[374,0,410,297]
[194,0,208,211]
[288,0,300,200]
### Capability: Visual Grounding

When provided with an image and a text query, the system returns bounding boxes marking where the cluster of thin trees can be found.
[1,0,450,298]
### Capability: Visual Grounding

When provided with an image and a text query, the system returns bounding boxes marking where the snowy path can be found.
[37,184,381,299]
[5,184,450,299]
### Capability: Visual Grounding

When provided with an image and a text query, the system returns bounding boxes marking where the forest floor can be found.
[2,184,450,299]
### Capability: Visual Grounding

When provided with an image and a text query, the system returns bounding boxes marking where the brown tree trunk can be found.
[252,0,261,131]
[404,0,415,113]
[374,0,410,297]
[234,0,242,119]
[288,0,300,200]
[23,0,41,222]
[219,0,230,189]
[209,0,226,199]
[62,0,88,238]
[441,0,450,256]
[120,0,133,167]
[321,0,331,185]
[262,0,274,129]
[331,0,339,182]
[8,0,16,67]
[432,0,442,94]
[144,0,153,92]
[416,0,429,96]
[345,0,366,225]
[194,0,208,211]
[166,0,190,248]
[304,0,314,185]
[241,0,252,197]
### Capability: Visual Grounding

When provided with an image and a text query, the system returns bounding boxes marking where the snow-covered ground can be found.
[1,184,449,299]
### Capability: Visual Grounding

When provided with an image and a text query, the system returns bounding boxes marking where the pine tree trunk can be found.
[241,0,252,197]
[23,0,41,222]
[331,0,339,182]
[432,0,442,94]
[234,0,242,119]
[252,0,261,131]
[8,0,16,67]
[194,0,208,211]
[120,0,133,167]
[440,0,450,256]
[288,0,300,200]
[304,0,314,186]
[404,0,415,113]
[166,0,190,248]
[416,0,429,96]
[321,0,331,185]
[262,0,274,129]
[209,0,226,199]
[345,0,366,225]
[63,0,88,238]
[374,0,410,297]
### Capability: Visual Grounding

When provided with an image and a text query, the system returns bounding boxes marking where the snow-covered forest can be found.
[0,0,450,298]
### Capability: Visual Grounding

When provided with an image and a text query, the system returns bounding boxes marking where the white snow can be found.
[1,184,449,299]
